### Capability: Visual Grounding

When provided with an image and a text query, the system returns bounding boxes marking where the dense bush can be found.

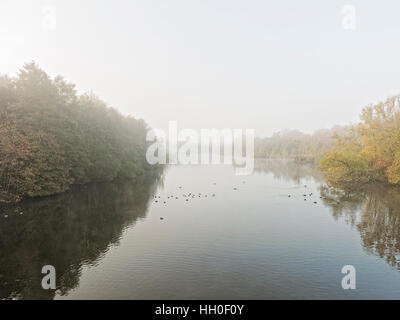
[320,95,400,187]
[0,62,158,203]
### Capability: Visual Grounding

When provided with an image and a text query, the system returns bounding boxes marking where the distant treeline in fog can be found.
[254,126,350,163]
[0,62,161,203]
[320,95,400,187]
[255,94,400,188]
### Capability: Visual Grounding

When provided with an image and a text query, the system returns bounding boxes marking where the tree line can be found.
[0,62,161,203]
[254,126,350,163]
[255,95,400,188]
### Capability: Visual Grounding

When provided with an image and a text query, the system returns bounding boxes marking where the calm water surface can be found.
[1,160,400,299]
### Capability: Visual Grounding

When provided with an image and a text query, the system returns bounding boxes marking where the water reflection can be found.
[254,159,400,270]
[320,184,400,270]
[2,160,400,300]
[253,159,324,183]
[0,171,163,300]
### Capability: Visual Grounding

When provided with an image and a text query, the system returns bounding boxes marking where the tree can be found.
[0,62,161,203]
[320,95,400,187]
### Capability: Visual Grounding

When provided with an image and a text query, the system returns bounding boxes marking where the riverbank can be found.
[0,63,158,204]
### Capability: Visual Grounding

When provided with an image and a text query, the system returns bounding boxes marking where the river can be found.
[1,160,400,299]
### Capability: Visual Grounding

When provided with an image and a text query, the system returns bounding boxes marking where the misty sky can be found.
[1,0,400,136]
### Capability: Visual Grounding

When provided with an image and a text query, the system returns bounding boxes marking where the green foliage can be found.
[0,62,158,203]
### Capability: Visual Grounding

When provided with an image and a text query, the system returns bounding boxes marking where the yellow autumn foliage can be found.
[320,95,400,186]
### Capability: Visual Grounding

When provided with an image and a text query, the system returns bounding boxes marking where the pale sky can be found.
[1,0,399,136]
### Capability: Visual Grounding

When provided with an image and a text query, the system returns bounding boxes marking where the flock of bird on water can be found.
[2,208,23,219]
[1,181,326,221]
[288,185,321,204]
[153,182,224,220]
[153,182,321,221]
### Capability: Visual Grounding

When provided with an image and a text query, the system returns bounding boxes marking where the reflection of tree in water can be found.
[320,184,400,270]
[0,170,163,300]
[253,159,324,184]
[244,159,400,270]
[318,185,364,227]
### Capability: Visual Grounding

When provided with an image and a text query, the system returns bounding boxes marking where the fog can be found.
[1,0,400,136]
